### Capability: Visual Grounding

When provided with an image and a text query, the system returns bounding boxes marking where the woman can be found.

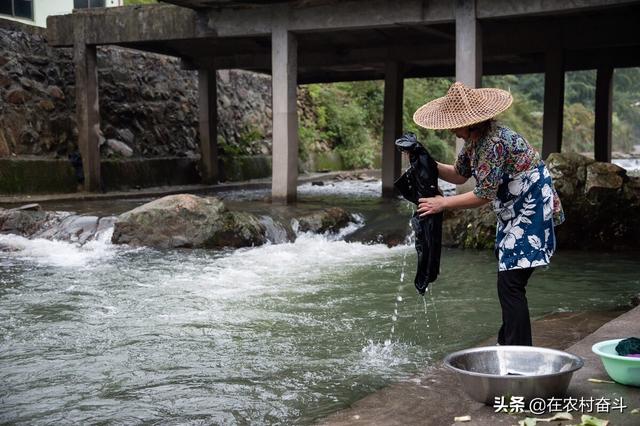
[413,82,564,346]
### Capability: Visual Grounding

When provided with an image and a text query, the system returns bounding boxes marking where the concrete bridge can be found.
[47,0,640,202]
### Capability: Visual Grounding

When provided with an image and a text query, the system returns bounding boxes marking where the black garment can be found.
[393,133,443,295]
[615,337,640,356]
[497,267,534,346]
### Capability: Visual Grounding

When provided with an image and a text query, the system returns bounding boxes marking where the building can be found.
[46,0,640,202]
[0,0,122,28]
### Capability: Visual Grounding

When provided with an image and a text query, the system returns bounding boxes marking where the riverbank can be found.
[321,305,640,426]
[0,169,380,205]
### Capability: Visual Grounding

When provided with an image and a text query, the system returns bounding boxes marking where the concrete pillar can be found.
[73,17,100,191]
[455,0,482,89]
[455,0,481,194]
[594,66,613,162]
[198,69,219,184]
[271,25,298,204]
[381,61,403,197]
[542,48,565,159]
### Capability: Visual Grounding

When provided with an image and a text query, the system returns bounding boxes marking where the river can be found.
[1,181,638,424]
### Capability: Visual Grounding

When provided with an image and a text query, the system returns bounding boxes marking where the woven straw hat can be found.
[413,82,513,130]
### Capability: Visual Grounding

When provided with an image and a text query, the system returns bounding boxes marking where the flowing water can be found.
[1,182,639,424]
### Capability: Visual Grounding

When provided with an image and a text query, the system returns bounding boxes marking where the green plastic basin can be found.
[591,339,640,387]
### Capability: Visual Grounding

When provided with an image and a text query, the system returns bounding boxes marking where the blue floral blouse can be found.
[454,121,565,271]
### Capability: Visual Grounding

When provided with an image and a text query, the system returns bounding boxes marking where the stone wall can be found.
[0,19,275,161]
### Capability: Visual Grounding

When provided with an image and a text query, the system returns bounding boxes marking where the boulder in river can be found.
[0,205,71,237]
[111,194,267,249]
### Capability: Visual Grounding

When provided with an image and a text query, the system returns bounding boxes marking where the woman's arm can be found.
[417,192,490,217]
[437,162,468,185]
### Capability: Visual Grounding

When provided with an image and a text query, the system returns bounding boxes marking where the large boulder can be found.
[442,153,640,250]
[442,203,496,249]
[547,153,638,250]
[111,194,266,249]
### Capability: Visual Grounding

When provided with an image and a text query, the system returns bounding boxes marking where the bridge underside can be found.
[47,0,640,201]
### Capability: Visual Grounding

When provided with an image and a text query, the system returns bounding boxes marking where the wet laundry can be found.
[615,337,640,357]
[394,133,443,295]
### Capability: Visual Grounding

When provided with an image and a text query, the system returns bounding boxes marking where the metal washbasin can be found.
[443,346,584,404]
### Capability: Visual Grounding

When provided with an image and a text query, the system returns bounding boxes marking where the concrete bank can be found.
[321,308,640,426]
[0,169,379,205]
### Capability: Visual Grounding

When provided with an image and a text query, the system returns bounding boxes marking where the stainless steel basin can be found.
[443,346,584,404]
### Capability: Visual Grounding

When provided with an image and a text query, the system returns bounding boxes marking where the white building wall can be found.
[1,0,123,28]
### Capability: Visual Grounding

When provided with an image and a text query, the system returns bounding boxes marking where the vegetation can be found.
[299,68,640,168]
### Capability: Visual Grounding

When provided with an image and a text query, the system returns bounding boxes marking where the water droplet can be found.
[392,315,397,322]
[396,296,403,302]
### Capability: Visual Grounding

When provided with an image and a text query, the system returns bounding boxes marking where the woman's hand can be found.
[417,196,447,217]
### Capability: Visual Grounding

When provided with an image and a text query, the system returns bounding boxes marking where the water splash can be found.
[0,227,117,267]
[359,339,410,371]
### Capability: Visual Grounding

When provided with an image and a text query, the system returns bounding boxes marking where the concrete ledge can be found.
[0,157,202,194]
[101,157,200,190]
[320,308,640,426]
[0,158,78,194]
[220,155,271,182]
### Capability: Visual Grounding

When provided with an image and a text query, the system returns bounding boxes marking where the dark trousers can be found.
[497,268,534,346]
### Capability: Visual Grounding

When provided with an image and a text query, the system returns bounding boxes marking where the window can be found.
[74,0,106,8]
[0,0,33,20]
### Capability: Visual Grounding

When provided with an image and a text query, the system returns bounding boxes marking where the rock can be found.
[0,208,71,238]
[442,204,496,249]
[111,194,266,249]
[0,72,11,88]
[258,215,296,244]
[46,85,65,99]
[295,207,352,234]
[33,215,100,244]
[345,213,410,247]
[585,162,626,194]
[106,139,133,157]
[18,77,33,89]
[38,99,55,111]
[444,153,640,251]
[546,152,594,200]
[117,128,135,145]
[5,87,29,104]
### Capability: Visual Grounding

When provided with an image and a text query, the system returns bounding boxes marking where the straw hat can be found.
[413,82,513,130]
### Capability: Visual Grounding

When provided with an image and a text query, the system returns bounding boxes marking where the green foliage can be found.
[562,103,595,153]
[297,68,640,171]
[484,75,544,151]
[238,125,264,146]
[403,78,456,163]
[299,82,379,169]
